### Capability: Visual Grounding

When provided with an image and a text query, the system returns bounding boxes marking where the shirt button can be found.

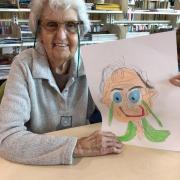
[63,89,68,96]
[61,116,72,128]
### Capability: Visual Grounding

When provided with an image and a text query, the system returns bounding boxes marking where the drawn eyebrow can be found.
[111,88,123,91]
[128,86,143,91]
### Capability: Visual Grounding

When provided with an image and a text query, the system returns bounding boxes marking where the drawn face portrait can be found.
[102,68,156,123]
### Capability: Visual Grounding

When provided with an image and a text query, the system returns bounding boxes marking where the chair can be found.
[89,107,102,124]
[0,81,6,103]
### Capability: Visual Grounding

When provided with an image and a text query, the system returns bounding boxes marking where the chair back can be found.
[0,81,6,103]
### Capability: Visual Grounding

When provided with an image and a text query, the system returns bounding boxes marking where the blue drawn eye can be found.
[112,91,122,104]
[128,89,141,104]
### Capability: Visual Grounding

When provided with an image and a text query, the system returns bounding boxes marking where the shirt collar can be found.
[32,41,85,80]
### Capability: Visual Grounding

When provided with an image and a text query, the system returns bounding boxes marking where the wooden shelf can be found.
[81,40,117,45]
[0,42,34,48]
[0,8,30,12]
[0,8,123,14]
[1,8,179,15]
[113,20,171,25]
[87,10,123,14]
[0,39,119,48]
[128,10,180,15]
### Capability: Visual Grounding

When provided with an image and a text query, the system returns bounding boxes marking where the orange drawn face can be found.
[102,68,156,122]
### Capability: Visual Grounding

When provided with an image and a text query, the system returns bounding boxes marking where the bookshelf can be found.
[122,0,180,38]
[128,9,180,15]
[0,0,125,80]
[0,1,32,80]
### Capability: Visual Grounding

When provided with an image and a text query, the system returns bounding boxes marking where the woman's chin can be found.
[53,53,70,61]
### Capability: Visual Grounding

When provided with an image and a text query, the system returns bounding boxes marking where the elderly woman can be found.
[0,0,123,165]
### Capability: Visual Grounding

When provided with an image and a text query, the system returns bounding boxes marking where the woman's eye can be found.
[47,22,58,28]
[111,90,122,104]
[128,89,141,104]
[66,22,76,27]
[66,22,78,32]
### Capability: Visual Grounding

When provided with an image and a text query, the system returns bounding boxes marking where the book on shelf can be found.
[0,21,12,37]
[82,32,118,41]
[126,31,150,39]
[93,3,121,11]
[126,23,173,39]
[0,19,34,43]
[91,33,118,41]
[134,9,178,13]
[19,0,31,8]
[19,0,31,3]
[0,0,17,8]
[130,0,171,10]
[0,64,11,70]
[0,21,21,40]
[19,24,34,42]
[0,38,21,44]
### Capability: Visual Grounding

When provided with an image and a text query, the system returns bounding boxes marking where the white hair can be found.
[99,61,154,94]
[29,0,90,34]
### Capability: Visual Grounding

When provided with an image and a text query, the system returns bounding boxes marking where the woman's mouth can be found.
[53,43,68,48]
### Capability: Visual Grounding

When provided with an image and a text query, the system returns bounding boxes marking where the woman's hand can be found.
[169,75,180,87]
[73,130,123,157]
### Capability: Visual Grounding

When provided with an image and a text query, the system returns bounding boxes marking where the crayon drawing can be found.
[81,31,180,151]
[100,66,170,142]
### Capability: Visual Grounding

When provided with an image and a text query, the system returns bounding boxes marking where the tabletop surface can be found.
[0,123,180,180]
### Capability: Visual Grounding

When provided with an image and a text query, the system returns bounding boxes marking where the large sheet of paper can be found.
[81,31,180,151]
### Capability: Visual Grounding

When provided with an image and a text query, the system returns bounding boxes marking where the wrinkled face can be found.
[39,4,78,70]
[102,68,156,122]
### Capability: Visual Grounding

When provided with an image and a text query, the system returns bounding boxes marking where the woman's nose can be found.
[55,26,67,40]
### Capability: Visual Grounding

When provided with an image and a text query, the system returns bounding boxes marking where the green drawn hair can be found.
[108,102,114,126]
[142,118,170,142]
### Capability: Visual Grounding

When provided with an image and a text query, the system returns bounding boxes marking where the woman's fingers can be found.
[73,130,123,157]
[101,136,123,154]
[98,145,123,155]
[103,140,123,149]
[169,75,180,87]
[104,146,124,154]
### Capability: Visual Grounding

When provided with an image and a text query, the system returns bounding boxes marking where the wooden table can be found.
[0,123,180,180]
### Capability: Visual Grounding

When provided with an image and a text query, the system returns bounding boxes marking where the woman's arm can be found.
[0,57,77,165]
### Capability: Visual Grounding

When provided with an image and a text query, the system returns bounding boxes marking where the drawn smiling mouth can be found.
[119,105,145,117]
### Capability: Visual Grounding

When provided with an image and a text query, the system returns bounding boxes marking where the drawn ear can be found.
[148,89,157,98]
[102,97,109,106]
[101,91,111,106]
